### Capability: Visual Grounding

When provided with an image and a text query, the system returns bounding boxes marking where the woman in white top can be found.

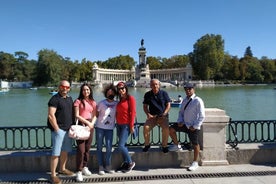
[95,84,118,175]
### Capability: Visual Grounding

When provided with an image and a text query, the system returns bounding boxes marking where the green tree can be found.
[34,49,63,86]
[22,59,37,81]
[14,51,29,63]
[101,55,135,70]
[61,57,76,82]
[170,55,190,68]
[0,52,17,81]
[240,56,263,82]
[191,34,225,80]
[146,56,162,69]
[260,57,276,82]
[14,51,35,81]
[78,59,94,82]
[221,54,240,80]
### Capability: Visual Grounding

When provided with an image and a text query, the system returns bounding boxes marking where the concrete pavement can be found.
[0,164,276,184]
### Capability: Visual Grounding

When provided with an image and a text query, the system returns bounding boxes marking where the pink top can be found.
[74,99,96,120]
[116,95,136,129]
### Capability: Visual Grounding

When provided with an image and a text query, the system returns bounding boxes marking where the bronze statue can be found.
[141,39,144,47]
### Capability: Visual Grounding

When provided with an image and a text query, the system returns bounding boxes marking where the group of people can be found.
[47,79,205,184]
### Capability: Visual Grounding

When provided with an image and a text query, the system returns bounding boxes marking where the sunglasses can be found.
[118,87,125,90]
[60,85,70,89]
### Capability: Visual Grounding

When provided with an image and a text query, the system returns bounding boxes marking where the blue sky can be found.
[1,0,275,62]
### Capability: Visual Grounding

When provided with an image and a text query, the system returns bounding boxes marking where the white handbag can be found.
[69,120,90,140]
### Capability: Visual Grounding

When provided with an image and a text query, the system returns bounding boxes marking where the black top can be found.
[47,93,74,131]
[143,90,171,116]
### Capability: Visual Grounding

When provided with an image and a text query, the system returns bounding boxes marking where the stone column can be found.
[200,108,230,166]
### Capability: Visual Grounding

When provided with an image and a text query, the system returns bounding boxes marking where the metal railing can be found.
[1,120,276,151]
[226,120,276,149]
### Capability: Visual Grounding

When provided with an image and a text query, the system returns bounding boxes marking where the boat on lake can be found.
[170,95,183,107]
[170,100,182,107]
[49,89,58,95]
[0,88,9,94]
[29,87,38,90]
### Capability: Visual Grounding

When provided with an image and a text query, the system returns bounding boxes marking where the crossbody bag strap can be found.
[183,98,192,110]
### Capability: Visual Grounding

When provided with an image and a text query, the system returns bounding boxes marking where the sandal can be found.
[51,176,61,184]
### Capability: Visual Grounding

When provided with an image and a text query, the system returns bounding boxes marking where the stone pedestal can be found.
[200,108,230,166]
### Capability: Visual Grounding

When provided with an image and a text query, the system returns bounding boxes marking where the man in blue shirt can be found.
[169,83,205,171]
[142,79,171,153]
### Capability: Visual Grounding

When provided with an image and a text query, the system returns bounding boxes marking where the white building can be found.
[92,39,193,87]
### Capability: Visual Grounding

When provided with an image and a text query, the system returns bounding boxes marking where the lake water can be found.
[0,85,276,127]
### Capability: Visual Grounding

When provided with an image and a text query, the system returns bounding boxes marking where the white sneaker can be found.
[98,166,105,175]
[169,144,183,151]
[105,165,115,174]
[188,161,199,171]
[76,171,83,182]
[82,167,92,176]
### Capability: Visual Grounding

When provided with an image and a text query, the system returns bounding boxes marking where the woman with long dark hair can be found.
[115,82,136,173]
[73,83,97,182]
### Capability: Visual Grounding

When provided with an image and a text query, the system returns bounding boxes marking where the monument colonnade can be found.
[92,63,192,85]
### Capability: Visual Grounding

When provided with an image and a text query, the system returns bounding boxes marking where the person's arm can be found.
[74,102,92,128]
[163,102,171,116]
[162,91,171,116]
[143,104,154,119]
[129,96,136,131]
[192,98,205,130]
[48,106,59,131]
[90,102,97,129]
[177,102,185,127]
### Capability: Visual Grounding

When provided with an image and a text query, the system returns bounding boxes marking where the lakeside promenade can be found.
[1,142,276,184]
[1,163,276,184]
[1,107,276,183]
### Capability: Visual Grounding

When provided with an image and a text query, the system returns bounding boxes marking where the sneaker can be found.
[188,161,199,171]
[82,167,92,176]
[98,166,105,175]
[116,162,128,172]
[76,171,83,182]
[105,165,115,174]
[162,147,169,153]
[123,162,135,173]
[142,145,150,152]
[51,176,61,184]
[59,169,74,176]
[169,144,183,151]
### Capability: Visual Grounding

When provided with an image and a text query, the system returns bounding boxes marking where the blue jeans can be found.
[117,124,132,164]
[95,127,113,166]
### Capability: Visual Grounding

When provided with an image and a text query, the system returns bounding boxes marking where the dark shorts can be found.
[170,123,199,145]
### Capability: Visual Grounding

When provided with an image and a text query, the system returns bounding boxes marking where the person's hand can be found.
[130,127,134,134]
[162,112,168,117]
[189,127,196,132]
[88,123,94,129]
[147,113,155,119]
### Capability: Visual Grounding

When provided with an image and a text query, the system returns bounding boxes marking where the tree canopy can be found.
[191,34,225,80]
[1,34,276,85]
